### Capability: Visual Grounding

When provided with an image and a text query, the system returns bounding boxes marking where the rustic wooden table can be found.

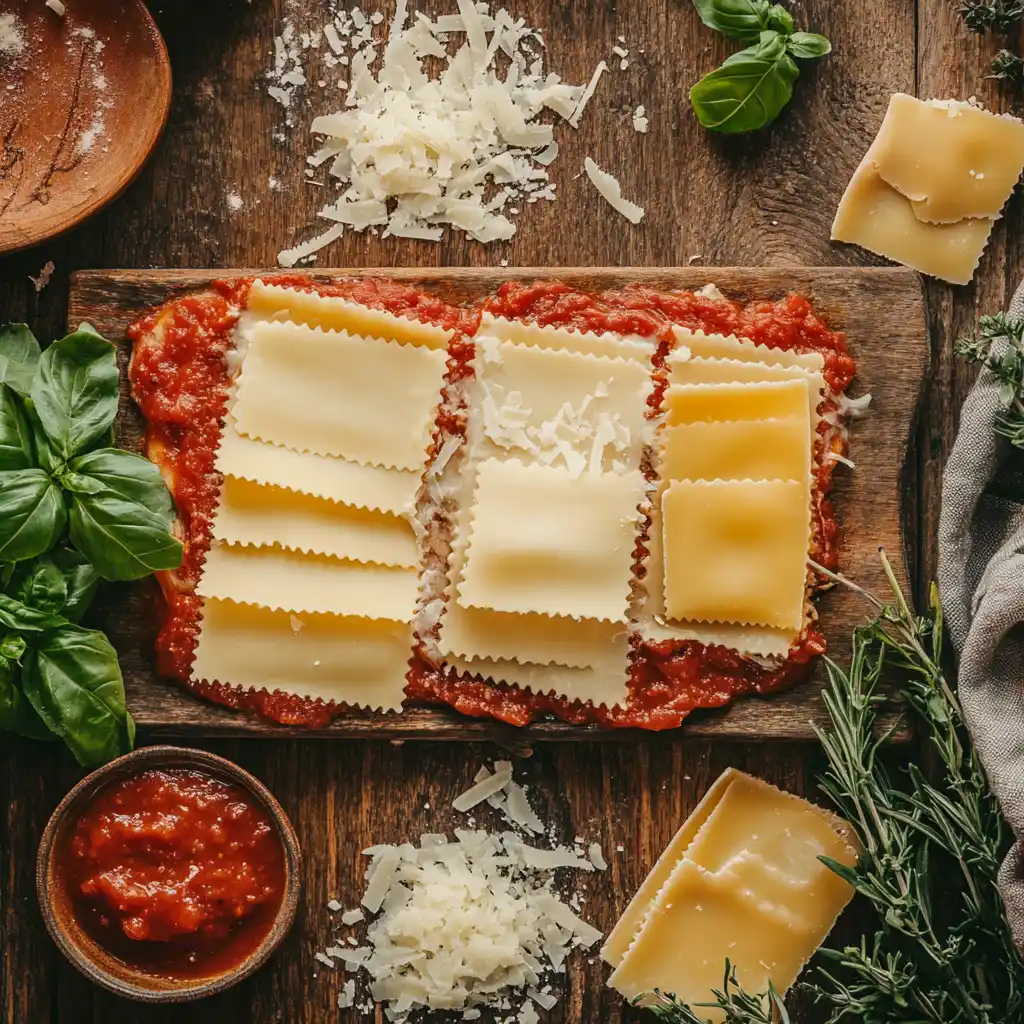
[0,0,1016,1021]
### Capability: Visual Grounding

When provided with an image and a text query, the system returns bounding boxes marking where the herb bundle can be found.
[0,323,181,767]
[957,1,1024,83]
[955,311,1024,448]
[689,0,831,134]
[639,552,1024,1023]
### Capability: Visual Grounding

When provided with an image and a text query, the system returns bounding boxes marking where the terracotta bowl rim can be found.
[36,745,302,1003]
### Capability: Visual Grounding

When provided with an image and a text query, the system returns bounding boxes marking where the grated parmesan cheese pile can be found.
[267,0,646,266]
[318,762,605,1022]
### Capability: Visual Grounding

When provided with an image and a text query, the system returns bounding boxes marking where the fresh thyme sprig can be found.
[641,962,790,1024]
[955,312,1024,448]
[809,553,1023,1023]
[958,0,1024,33]
[990,48,1024,83]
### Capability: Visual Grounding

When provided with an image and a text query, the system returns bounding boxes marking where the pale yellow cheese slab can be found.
[192,599,412,710]
[215,418,420,516]
[664,379,810,426]
[210,477,419,568]
[671,327,824,372]
[196,542,420,619]
[868,94,1024,224]
[662,479,810,630]
[476,339,654,471]
[832,159,994,286]
[232,320,447,470]
[247,279,453,349]
[667,360,822,419]
[605,770,858,1018]
[457,458,646,623]
[660,417,810,484]
[479,312,654,363]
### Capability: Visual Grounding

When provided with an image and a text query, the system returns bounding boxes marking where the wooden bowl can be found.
[36,746,302,1003]
[0,0,171,255]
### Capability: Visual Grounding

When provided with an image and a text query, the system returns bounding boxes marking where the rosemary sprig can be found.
[810,553,1023,1023]
[642,962,790,1024]
[955,312,1024,449]
[957,0,1024,32]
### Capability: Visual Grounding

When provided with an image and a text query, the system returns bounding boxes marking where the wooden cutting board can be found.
[68,266,927,742]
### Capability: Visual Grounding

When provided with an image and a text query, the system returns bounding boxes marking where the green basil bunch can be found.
[0,323,182,766]
[690,0,832,134]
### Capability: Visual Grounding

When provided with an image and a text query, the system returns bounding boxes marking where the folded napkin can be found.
[938,279,1024,949]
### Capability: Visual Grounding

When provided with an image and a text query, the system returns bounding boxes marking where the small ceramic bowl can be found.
[36,746,301,1003]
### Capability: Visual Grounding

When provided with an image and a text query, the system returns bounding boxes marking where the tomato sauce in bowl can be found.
[37,747,300,1001]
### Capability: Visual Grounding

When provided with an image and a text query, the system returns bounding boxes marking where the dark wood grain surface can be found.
[70,265,926,741]
[0,0,1015,1021]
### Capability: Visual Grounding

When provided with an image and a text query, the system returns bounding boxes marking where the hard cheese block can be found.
[603,769,858,1018]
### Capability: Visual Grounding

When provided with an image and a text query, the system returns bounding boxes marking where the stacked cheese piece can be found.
[434,313,656,709]
[641,329,824,658]
[602,769,859,1018]
[190,280,452,711]
[832,94,1024,285]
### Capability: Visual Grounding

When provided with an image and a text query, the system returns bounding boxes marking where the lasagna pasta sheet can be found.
[192,599,411,710]
[673,327,825,371]
[232,320,447,470]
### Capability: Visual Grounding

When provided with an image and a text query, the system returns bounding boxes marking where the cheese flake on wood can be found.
[457,458,645,622]
[232,320,447,470]
[583,157,645,224]
[197,542,420,619]
[605,770,858,1015]
[191,599,411,709]
[247,280,454,350]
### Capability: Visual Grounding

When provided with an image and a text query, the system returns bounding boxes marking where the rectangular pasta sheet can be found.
[192,598,412,710]
[456,458,645,622]
[197,542,421,619]
[662,479,810,630]
[666,359,823,418]
[672,327,824,371]
[664,379,809,426]
[232,320,447,470]
[248,279,454,349]
[479,312,654,363]
[215,419,420,515]
[211,476,419,567]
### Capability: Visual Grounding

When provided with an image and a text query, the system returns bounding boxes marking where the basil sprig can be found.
[690,0,831,133]
[0,323,181,767]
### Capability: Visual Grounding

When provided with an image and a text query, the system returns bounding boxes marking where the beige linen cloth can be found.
[938,280,1024,948]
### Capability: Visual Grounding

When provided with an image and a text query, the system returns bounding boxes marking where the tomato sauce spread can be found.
[127,274,854,732]
[56,768,285,979]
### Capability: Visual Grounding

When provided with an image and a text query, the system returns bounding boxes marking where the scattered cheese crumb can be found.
[632,104,649,133]
[226,190,244,213]
[0,13,25,57]
[338,979,356,1009]
[583,157,645,224]
[569,60,608,128]
[327,898,343,912]
[45,0,66,15]
[341,908,365,925]
[29,261,55,293]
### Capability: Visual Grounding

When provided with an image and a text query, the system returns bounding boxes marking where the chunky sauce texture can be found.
[57,768,285,979]
[127,275,854,732]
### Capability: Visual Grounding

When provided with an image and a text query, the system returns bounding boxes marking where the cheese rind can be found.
[196,542,421,619]
[868,94,1024,224]
[232,320,447,470]
[192,598,411,710]
[211,476,419,567]
[215,419,420,515]
[662,479,810,630]
[456,458,645,622]
[248,279,454,349]
[604,769,859,1018]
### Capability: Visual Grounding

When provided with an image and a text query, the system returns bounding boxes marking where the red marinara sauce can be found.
[55,768,286,979]
[127,275,855,733]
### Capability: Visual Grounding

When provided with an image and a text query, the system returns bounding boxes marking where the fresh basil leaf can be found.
[765,3,794,34]
[0,324,42,397]
[65,448,174,525]
[690,33,800,133]
[0,384,35,470]
[15,560,68,615]
[1,636,26,661]
[786,31,832,58]
[0,593,64,634]
[0,468,67,562]
[51,548,101,623]
[693,0,773,40]
[30,327,119,460]
[69,491,182,581]
[0,659,53,741]
[21,624,133,767]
